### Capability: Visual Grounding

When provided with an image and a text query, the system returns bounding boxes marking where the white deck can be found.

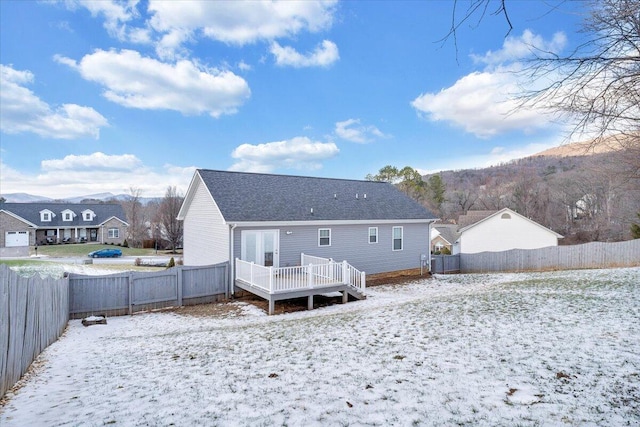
[235,254,365,314]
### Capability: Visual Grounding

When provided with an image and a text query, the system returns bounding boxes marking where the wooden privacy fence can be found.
[0,264,69,398]
[68,262,229,319]
[460,239,640,273]
[431,255,461,274]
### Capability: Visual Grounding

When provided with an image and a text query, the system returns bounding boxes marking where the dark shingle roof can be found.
[457,210,497,228]
[433,224,460,244]
[197,169,435,222]
[0,202,127,227]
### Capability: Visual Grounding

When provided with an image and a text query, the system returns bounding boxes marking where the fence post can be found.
[361,271,366,293]
[128,272,133,315]
[176,266,183,307]
[308,264,313,288]
[301,252,305,265]
[225,262,230,299]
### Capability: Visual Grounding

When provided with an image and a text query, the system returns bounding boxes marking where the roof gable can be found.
[187,169,436,223]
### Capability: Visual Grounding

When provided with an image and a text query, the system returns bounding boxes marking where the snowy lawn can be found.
[1,268,639,426]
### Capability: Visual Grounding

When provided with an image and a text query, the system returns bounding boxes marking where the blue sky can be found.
[0,0,585,199]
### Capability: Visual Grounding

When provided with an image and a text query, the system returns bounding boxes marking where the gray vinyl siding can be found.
[183,178,229,266]
[233,222,430,275]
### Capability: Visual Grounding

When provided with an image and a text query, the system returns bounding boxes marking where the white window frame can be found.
[82,210,95,221]
[40,210,53,222]
[318,228,331,247]
[392,226,403,251]
[368,227,378,244]
[108,228,119,239]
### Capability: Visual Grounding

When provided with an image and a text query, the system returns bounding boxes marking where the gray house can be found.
[0,202,129,255]
[178,169,436,313]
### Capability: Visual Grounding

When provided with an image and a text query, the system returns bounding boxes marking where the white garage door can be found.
[5,231,29,247]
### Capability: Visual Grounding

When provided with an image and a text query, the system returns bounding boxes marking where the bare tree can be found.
[121,187,146,248]
[523,1,640,147]
[156,186,184,253]
[447,1,640,176]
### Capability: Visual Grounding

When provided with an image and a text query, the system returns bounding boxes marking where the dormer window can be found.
[61,209,76,222]
[82,209,96,221]
[40,209,54,222]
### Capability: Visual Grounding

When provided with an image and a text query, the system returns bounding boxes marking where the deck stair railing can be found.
[235,254,365,296]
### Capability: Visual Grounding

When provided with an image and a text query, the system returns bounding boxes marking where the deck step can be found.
[346,286,366,300]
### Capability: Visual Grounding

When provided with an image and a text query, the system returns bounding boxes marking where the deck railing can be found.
[236,255,365,295]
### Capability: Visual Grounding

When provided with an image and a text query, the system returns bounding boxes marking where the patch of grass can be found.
[32,243,155,257]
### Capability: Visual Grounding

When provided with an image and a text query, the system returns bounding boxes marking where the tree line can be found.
[367,151,640,243]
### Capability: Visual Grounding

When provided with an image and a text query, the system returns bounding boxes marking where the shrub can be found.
[166,257,176,269]
[135,258,142,266]
[122,239,129,248]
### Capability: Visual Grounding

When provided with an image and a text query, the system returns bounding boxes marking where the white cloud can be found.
[237,61,252,72]
[42,152,142,171]
[56,49,251,117]
[63,0,139,41]
[471,30,567,67]
[270,40,339,68]
[0,153,196,199]
[230,136,339,173]
[412,70,554,138]
[148,0,336,45]
[59,1,339,62]
[0,64,108,139]
[411,30,566,138]
[335,119,387,143]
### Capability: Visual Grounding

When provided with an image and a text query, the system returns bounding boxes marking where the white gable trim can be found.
[98,216,129,227]
[177,170,227,223]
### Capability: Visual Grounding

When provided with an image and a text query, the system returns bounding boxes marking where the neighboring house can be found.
[451,208,563,254]
[177,169,437,277]
[430,223,459,253]
[0,203,129,250]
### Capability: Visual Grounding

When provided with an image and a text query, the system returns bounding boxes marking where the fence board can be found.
[0,265,69,398]
[460,240,640,273]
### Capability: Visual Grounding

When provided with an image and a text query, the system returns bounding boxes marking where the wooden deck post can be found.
[268,298,275,315]
[342,290,348,304]
[308,295,313,310]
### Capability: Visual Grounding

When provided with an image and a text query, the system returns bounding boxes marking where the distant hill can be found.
[532,134,630,158]
[0,193,53,203]
[1,192,160,204]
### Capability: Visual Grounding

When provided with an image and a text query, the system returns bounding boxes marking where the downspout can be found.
[229,224,238,297]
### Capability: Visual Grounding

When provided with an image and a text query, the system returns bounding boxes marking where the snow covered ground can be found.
[1,268,639,426]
